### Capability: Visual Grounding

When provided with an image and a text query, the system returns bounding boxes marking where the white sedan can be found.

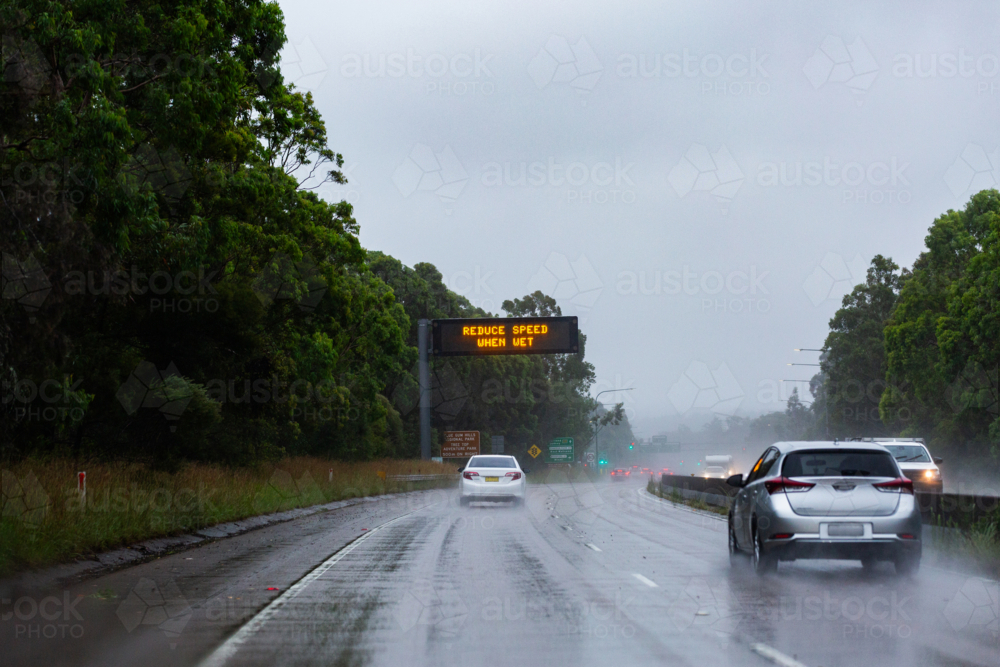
[459,455,526,506]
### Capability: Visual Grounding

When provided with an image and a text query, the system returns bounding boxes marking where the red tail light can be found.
[898,533,917,540]
[505,472,521,480]
[764,477,816,494]
[463,471,479,480]
[873,478,914,495]
[771,533,793,540]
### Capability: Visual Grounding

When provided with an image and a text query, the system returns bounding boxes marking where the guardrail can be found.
[658,474,999,527]
[386,474,459,482]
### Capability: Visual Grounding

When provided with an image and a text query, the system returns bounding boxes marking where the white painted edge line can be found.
[585,543,602,552]
[750,643,810,667]
[198,510,416,667]
[632,573,658,588]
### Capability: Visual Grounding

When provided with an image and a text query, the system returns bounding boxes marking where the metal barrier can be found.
[658,474,999,527]
[387,474,459,482]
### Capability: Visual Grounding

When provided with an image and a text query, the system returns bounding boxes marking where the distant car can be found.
[641,467,652,476]
[611,468,630,481]
[459,455,525,506]
[727,441,922,576]
[862,439,943,493]
[662,468,673,476]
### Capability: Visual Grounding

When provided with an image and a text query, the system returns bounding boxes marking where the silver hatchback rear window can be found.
[782,449,898,478]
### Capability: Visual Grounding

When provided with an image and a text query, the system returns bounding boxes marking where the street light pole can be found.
[592,388,634,469]
[792,347,829,437]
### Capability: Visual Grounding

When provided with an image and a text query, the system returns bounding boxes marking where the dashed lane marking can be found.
[632,573,658,588]
[750,643,811,667]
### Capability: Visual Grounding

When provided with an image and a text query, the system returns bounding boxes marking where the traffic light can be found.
[629,442,634,449]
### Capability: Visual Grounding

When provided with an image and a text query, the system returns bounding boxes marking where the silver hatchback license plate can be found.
[826,522,864,537]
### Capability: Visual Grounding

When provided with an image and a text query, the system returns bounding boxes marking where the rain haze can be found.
[277,0,1000,433]
[3,1,1000,666]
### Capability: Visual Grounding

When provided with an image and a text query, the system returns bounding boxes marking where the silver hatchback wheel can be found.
[728,517,744,567]
[751,524,776,575]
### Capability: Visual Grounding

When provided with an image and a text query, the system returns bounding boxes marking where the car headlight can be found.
[924,469,941,479]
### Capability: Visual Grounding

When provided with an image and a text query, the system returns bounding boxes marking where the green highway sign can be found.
[546,437,574,463]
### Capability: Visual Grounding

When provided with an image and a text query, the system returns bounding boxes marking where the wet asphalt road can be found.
[2,478,998,667]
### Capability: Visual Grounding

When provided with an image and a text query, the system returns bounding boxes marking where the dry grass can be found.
[0,457,456,576]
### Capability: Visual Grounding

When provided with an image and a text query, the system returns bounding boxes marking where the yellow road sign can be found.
[528,444,541,458]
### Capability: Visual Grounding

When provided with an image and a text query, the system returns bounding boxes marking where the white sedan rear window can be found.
[468,456,516,468]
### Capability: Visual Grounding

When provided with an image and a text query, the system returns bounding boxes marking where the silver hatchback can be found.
[727,441,922,575]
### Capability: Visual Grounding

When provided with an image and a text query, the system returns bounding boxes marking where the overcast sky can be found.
[275,0,1000,437]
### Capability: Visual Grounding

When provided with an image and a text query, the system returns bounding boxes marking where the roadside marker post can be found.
[77,471,86,507]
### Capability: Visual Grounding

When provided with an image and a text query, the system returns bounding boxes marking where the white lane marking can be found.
[750,643,810,667]
[198,510,416,667]
[632,573,658,588]
[561,525,572,531]
[585,543,602,552]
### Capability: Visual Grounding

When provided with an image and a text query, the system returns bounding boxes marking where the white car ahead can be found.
[459,455,526,506]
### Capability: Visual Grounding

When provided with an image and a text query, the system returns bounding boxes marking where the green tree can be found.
[821,255,902,437]
[1,0,409,464]
[881,190,1000,465]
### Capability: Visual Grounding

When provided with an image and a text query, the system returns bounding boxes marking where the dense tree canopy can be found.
[880,190,1000,463]
[1,1,601,466]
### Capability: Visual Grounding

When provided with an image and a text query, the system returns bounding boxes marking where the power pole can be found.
[418,319,431,460]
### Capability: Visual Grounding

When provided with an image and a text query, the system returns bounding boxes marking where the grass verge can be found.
[0,457,456,577]
[928,511,1000,578]
[647,478,728,516]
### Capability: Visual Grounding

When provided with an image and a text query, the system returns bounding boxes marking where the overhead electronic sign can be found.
[432,317,579,356]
